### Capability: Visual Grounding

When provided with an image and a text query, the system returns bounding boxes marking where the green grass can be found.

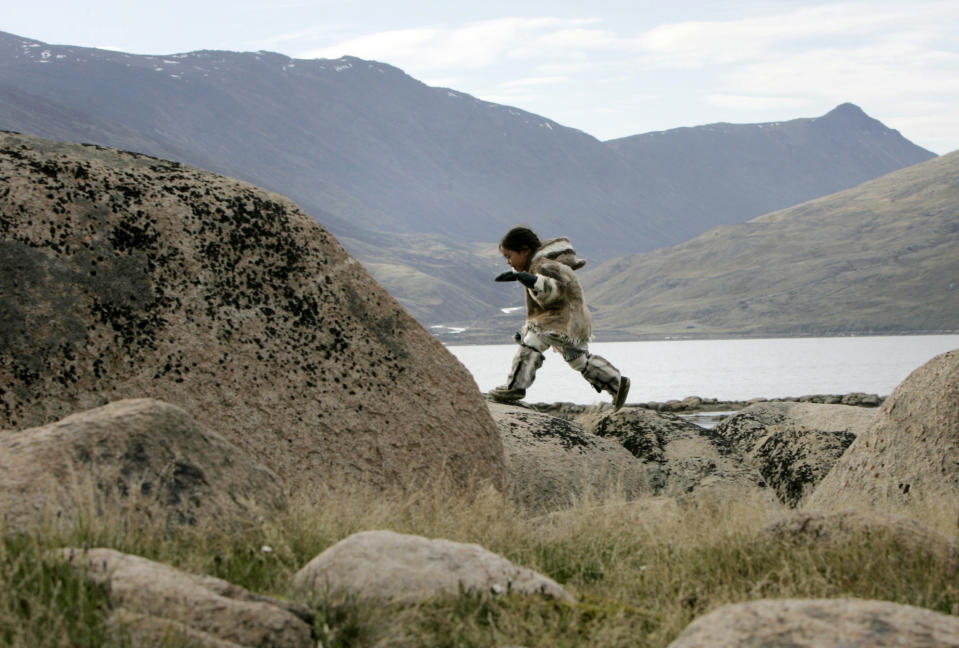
[1,480,956,648]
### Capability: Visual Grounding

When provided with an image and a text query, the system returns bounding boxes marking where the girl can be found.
[489,226,630,409]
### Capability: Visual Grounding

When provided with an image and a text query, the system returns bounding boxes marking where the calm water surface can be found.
[447,335,959,405]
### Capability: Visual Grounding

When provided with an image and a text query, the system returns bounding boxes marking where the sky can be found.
[6,0,959,154]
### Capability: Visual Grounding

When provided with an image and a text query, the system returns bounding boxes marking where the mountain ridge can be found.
[0,30,940,329]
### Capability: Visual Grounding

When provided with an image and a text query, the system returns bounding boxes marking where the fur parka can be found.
[521,237,592,345]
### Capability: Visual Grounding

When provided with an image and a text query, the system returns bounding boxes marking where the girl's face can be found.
[502,247,531,272]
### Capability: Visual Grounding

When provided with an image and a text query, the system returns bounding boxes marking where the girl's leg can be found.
[550,337,630,410]
[488,331,548,402]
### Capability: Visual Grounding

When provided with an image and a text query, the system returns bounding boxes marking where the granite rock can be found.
[0,398,284,531]
[0,131,504,492]
[293,529,573,604]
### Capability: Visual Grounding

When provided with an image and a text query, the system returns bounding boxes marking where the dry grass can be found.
[1,477,957,648]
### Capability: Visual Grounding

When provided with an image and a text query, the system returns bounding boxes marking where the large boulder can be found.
[0,132,504,491]
[0,399,285,531]
[60,547,314,648]
[293,529,573,604]
[806,349,959,511]
[488,401,650,511]
[580,408,770,499]
[666,598,959,648]
[713,402,874,506]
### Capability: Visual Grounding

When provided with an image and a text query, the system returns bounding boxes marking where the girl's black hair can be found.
[500,226,541,253]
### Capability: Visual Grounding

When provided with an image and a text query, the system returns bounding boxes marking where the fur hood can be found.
[530,237,586,271]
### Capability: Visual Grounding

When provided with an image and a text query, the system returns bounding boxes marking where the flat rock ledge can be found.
[293,530,574,605]
[525,392,884,416]
[666,598,959,648]
[488,401,651,512]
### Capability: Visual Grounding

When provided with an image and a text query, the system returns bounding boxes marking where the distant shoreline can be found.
[440,329,959,346]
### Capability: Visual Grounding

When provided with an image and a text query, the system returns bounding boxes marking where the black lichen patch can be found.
[519,413,592,451]
[752,429,857,507]
[110,217,159,253]
[592,414,672,464]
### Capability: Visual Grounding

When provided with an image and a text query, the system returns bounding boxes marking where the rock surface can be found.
[293,529,573,604]
[0,399,284,531]
[666,598,959,648]
[713,402,874,506]
[0,131,504,491]
[807,349,959,511]
[488,401,650,511]
[60,547,314,648]
[579,408,770,499]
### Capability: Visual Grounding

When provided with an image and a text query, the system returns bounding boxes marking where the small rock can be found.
[60,547,314,648]
[666,598,959,647]
[681,396,703,409]
[293,530,574,605]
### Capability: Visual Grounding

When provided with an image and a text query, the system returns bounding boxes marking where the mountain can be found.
[606,102,936,237]
[0,31,938,328]
[580,150,959,338]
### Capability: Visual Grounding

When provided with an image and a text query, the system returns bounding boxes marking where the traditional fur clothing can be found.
[491,235,630,409]
[521,237,592,345]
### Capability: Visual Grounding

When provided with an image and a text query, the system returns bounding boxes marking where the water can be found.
[447,335,959,405]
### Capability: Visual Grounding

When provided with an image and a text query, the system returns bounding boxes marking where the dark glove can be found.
[495,271,536,288]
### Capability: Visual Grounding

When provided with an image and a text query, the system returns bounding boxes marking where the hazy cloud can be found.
[502,76,569,88]
[301,17,603,68]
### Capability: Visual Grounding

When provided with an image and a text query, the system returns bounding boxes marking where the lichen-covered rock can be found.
[293,529,573,604]
[60,547,314,648]
[806,349,959,511]
[666,598,959,648]
[580,408,770,499]
[713,402,873,506]
[0,132,504,491]
[0,399,285,531]
[488,401,650,512]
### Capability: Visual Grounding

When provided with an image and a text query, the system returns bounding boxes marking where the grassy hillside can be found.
[584,151,959,338]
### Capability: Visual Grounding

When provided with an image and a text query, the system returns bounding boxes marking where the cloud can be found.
[634,1,956,67]
[723,39,959,105]
[502,76,568,88]
[300,17,605,69]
